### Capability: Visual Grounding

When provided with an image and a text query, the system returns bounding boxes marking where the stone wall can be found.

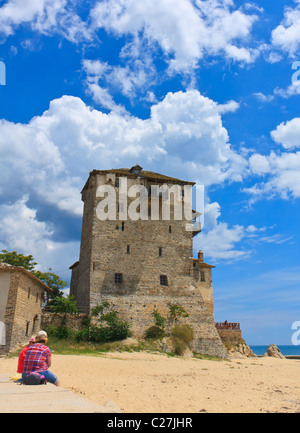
[3,270,45,353]
[217,329,243,347]
[41,311,86,331]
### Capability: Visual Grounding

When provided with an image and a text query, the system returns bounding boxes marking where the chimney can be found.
[198,250,204,262]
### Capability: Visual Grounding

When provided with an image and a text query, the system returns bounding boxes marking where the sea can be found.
[250,345,300,357]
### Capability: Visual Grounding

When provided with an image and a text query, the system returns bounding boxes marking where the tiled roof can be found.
[0,263,52,291]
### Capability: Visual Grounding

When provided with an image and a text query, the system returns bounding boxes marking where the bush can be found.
[172,337,188,356]
[144,325,165,340]
[47,325,75,340]
[75,302,132,343]
[170,324,194,356]
[170,324,194,344]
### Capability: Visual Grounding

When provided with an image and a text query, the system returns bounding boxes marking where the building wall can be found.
[3,271,44,353]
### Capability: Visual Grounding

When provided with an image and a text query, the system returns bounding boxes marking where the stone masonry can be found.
[0,263,51,354]
[70,166,228,358]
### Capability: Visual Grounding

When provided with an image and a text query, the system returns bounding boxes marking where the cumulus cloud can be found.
[271,117,300,149]
[271,2,300,56]
[90,0,258,72]
[195,201,252,261]
[0,91,245,217]
[0,196,79,274]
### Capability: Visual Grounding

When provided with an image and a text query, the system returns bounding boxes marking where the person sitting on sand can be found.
[17,335,36,374]
[22,330,60,387]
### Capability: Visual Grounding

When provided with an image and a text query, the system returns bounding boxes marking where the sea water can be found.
[250,345,300,356]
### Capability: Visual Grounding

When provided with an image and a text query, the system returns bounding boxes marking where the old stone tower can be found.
[70,165,228,358]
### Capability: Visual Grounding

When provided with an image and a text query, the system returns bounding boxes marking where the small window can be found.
[115,177,119,188]
[159,247,162,257]
[115,273,123,284]
[25,321,30,336]
[127,245,130,254]
[122,222,125,231]
[27,287,30,299]
[201,271,205,282]
[36,292,39,303]
[169,225,172,233]
[160,275,168,286]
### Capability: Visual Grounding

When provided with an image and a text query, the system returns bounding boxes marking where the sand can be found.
[1,351,299,413]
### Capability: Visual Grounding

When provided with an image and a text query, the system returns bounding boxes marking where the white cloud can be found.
[274,80,300,98]
[0,196,79,274]
[0,91,245,218]
[271,117,300,149]
[194,201,252,261]
[90,0,258,72]
[271,3,300,56]
[195,222,251,261]
[83,58,156,108]
[0,0,91,43]
[246,150,300,201]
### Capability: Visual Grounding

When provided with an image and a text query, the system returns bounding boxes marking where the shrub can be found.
[172,337,188,356]
[170,324,194,356]
[144,325,165,340]
[47,325,75,340]
[76,302,132,343]
[170,324,194,344]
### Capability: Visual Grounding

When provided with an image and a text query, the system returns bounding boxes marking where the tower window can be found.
[169,225,172,233]
[160,275,168,286]
[127,245,130,254]
[25,321,30,336]
[122,222,125,231]
[201,271,205,282]
[115,273,123,284]
[159,247,162,257]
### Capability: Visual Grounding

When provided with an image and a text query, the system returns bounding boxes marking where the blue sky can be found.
[0,0,300,345]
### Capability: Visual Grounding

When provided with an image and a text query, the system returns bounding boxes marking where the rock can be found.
[181,347,193,358]
[264,344,285,359]
[159,337,174,353]
[120,337,139,346]
[228,342,256,358]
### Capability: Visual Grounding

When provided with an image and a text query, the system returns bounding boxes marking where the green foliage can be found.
[0,250,37,270]
[49,295,78,315]
[144,325,165,340]
[168,304,189,322]
[76,302,132,343]
[47,325,75,340]
[33,270,67,299]
[152,309,166,330]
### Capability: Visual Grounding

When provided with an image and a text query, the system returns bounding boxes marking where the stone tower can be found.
[70,165,228,358]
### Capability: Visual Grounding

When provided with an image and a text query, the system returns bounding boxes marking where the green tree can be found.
[49,295,78,315]
[33,269,67,300]
[0,250,37,270]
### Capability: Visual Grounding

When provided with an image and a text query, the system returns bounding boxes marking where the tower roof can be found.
[82,166,195,193]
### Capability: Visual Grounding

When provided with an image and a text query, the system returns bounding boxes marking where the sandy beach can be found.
[1,351,299,413]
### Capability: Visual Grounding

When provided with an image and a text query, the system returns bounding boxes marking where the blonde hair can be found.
[35,335,48,344]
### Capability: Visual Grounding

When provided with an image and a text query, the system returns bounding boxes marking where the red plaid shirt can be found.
[23,344,51,373]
